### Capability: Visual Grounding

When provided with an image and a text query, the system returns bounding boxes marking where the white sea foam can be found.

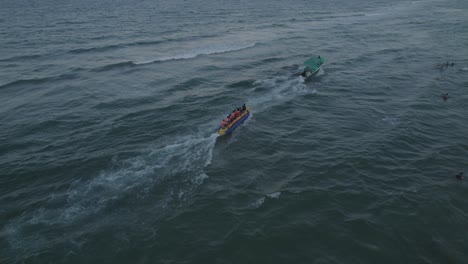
[266,192,281,199]
[3,132,218,253]
[251,197,265,209]
[147,133,217,175]
[192,172,209,185]
[248,75,311,112]
[204,134,218,166]
[315,68,325,76]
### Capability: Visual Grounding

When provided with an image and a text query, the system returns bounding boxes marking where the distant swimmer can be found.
[451,62,454,67]
[442,93,449,101]
[455,172,464,180]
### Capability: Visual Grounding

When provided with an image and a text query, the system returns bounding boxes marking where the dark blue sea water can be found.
[1,0,468,263]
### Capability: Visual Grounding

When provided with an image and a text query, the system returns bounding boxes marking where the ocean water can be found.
[1,0,468,263]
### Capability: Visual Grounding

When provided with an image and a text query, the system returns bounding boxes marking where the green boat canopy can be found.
[304,55,325,74]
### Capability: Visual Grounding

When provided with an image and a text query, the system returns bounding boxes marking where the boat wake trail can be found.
[2,132,218,258]
[247,75,311,112]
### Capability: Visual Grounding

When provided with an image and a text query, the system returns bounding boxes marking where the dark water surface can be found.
[1,0,468,263]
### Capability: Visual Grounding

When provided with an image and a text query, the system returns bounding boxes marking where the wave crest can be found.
[134,42,257,65]
[0,74,77,89]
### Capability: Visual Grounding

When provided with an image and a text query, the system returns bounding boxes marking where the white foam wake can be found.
[3,132,219,254]
[247,75,311,113]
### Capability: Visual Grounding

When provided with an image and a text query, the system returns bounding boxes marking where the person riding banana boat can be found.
[218,104,250,136]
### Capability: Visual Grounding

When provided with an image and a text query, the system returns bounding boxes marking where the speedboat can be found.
[302,55,325,77]
[217,107,251,136]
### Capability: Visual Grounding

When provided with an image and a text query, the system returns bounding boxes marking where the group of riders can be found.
[221,104,247,128]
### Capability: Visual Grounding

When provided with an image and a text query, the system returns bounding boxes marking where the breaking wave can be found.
[134,42,257,65]
[89,42,257,71]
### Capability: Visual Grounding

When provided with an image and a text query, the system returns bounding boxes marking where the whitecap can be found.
[266,192,281,199]
[134,42,256,64]
[251,197,265,209]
